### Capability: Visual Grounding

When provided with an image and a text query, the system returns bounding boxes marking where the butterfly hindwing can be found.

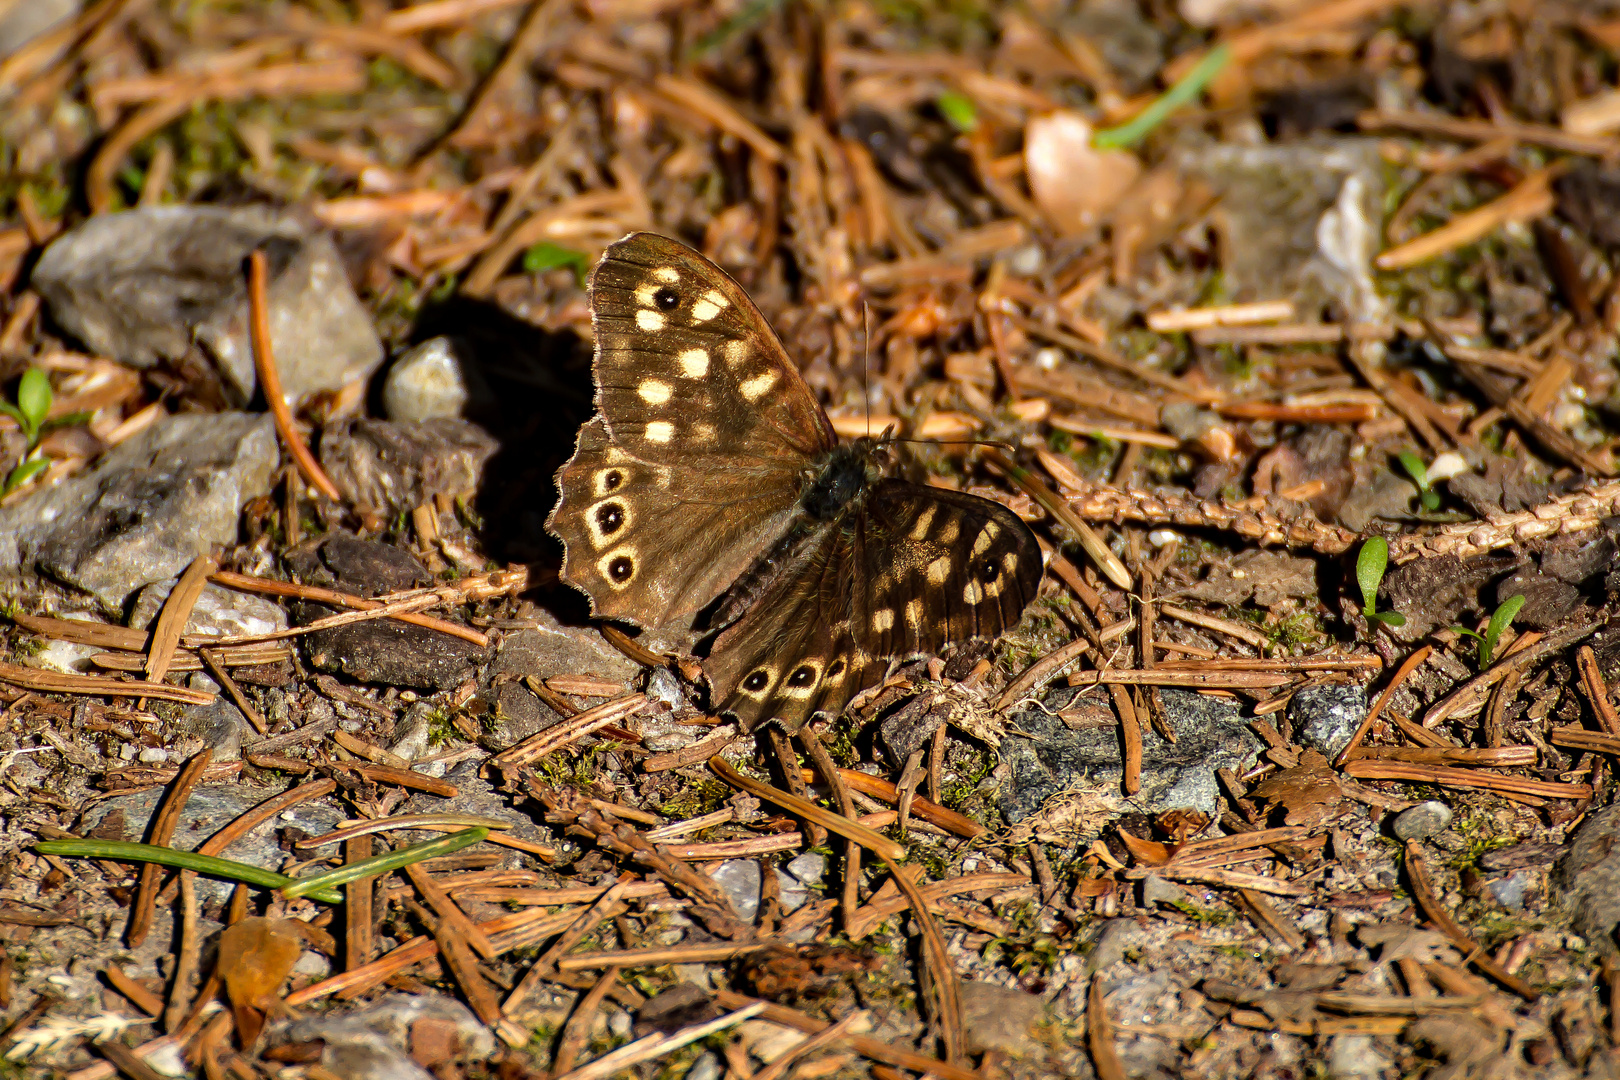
[704,483,1042,731]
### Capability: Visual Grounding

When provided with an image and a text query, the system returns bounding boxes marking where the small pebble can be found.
[1392,800,1452,842]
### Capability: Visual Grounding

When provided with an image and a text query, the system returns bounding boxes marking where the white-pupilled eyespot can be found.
[598,545,639,588]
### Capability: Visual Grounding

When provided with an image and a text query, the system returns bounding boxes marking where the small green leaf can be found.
[936,91,979,134]
[522,242,588,283]
[1356,537,1388,617]
[1370,611,1406,628]
[1479,594,1525,669]
[0,401,24,425]
[1449,626,1484,643]
[41,410,94,434]
[16,369,51,432]
[1396,451,1440,511]
[3,456,49,495]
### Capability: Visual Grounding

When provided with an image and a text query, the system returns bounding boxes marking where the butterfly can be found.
[547,233,1043,733]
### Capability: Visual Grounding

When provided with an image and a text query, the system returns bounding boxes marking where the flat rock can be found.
[999,688,1261,823]
[81,783,343,906]
[0,413,277,610]
[33,205,382,405]
[278,993,493,1080]
[319,418,498,516]
[1178,139,1384,314]
[1288,683,1365,759]
[129,580,288,636]
[1554,804,1620,956]
[958,981,1045,1058]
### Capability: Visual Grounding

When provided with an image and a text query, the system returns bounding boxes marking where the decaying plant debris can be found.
[1,0,1620,1077]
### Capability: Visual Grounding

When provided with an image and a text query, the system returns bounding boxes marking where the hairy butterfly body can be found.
[548,233,1042,732]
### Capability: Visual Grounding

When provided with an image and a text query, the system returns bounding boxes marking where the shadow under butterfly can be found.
[547,233,1043,733]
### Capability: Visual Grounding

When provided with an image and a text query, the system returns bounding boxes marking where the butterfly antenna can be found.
[862,304,873,439]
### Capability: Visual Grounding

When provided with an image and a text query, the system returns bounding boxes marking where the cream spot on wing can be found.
[724,340,750,367]
[678,348,710,377]
[738,370,778,401]
[983,578,1002,599]
[644,420,674,443]
[638,379,672,405]
[636,309,666,332]
[872,608,894,632]
[635,282,658,307]
[909,506,937,539]
[972,522,1001,557]
[603,448,629,464]
[691,422,716,442]
[926,555,952,585]
[936,519,961,545]
[1002,551,1021,573]
[651,267,680,284]
[963,580,984,604]
[690,289,729,322]
[904,598,923,628]
[653,466,672,489]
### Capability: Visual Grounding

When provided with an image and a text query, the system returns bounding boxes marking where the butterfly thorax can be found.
[800,438,887,521]
[700,438,886,633]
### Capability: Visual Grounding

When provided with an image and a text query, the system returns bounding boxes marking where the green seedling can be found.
[1092,43,1232,150]
[936,90,979,134]
[522,241,589,284]
[1,369,52,496]
[1451,594,1525,671]
[1396,451,1441,512]
[1356,536,1405,629]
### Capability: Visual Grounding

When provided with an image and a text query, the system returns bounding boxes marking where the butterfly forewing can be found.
[589,233,833,464]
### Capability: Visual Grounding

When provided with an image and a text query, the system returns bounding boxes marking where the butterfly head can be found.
[801,437,889,521]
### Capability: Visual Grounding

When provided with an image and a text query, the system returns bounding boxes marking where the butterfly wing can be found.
[703,482,1043,731]
[548,234,835,632]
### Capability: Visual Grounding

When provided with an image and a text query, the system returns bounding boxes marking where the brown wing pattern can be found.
[703,482,1042,732]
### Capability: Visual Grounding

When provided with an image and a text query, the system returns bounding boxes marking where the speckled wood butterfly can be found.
[548,233,1042,732]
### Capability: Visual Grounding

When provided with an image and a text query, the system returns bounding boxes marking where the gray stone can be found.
[0,413,277,609]
[278,993,493,1080]
[1554,804,1620,955]
[711,859,761,923]
[1485,869,1534,913]
[958,981,1045,1058]
[33,206,382,406]
[1289,683,1365,759]
[305,618,486,690]
[1391,800,1452,843]
[1179,140,1384,316]
[685,1052,722,1080]
[785,851,826,885]
[0,0,79,57]
[81,782,344,906]
[181,695,255,761]
[130,581,288,636]
[382,337,492,423]
[389,701,437,764]
[999,689,1261,823]
[319,418,498,516]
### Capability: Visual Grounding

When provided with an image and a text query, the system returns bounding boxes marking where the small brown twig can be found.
[549,966,621,1075]
[1404,842,1538,1001]
[1577,646,1620,737]
[197,650,266,734]
[128,748,213,948]
[247,249,343,502]
[346,835,375,972]
[1088,976,1127,1080]
[207,569,492,647]
[1337,645,1431,766]
[145,555,217,684]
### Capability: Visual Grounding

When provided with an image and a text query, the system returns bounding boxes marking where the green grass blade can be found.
[279,827,489,899]
[35,839,345,904]
[1093,43,1232,150]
